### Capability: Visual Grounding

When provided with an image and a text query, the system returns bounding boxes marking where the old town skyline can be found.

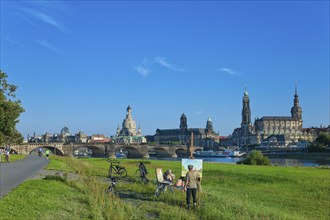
[1,1,329,138]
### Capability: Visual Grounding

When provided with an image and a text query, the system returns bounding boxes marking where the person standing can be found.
[184,165,200,210]
[4,145,11,163]
[38,147,43,157]
[0,148,2,163]
[45,149,50,159]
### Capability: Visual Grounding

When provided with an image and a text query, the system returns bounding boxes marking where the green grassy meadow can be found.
[0,156,329,219]
[0,154,26,163]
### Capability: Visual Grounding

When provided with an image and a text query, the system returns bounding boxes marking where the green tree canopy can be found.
[315,132,330,147]
[237,150,270,165]
[0,70,25,145]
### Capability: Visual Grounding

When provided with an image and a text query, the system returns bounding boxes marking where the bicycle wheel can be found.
[118,168,127,177]
[107,185,115,193]
[109,166,113,177]
[142,176,149,184]
[155,184,164,197]
[135,169,141,178]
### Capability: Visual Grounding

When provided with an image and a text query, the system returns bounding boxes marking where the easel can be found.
[181,132,196,208]
[189,132,195,159]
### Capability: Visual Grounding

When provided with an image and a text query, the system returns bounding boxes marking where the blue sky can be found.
[1,1,329,138]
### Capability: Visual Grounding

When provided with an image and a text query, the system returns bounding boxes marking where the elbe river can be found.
[150,156,330,167]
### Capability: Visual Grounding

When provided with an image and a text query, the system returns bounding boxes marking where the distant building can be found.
[112,106,146,145]
[28,127,108,144]
[154,114,219,148]
[230,87,325,147]
[89,134,110,143]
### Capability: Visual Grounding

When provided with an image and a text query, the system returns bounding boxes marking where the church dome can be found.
[61,126,70,135]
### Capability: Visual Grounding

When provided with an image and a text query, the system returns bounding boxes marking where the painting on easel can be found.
[181,158,203,178]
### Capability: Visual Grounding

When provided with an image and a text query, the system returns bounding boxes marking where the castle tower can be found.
[116,124,120,136]
[137,124,142,136]
[241,88,252,134]
[206,117,214,133]
[180,113,188,134]
[291,86,303,127]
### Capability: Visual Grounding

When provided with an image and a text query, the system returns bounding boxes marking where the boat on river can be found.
[194,150,246,158]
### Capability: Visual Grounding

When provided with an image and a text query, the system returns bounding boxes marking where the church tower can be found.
[180,113,188,134]
[291,86,303,127]
[241,88,252,134]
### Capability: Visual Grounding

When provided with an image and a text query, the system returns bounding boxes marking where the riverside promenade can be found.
[0,155,49,199]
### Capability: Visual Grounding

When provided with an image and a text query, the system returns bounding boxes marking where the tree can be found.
[308,132,330,152]
[315,132,330,147]
[237,150,270,165]
[0,70,25,145]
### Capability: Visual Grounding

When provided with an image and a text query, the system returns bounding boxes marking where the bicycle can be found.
[135,163,149,184]
[108,160,127,178]
[106,176,118,194]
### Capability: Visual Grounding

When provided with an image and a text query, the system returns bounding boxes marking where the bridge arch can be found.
[175,147,187,157]
[72,145,105,157]
[29,145,64,156]
[120,145,142,158]
[152,147,170,158]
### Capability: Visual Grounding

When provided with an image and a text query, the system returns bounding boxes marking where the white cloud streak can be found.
[219,68,242,77]
[134,58,151,77]
[154,57,184,72]
[21,7,64,32]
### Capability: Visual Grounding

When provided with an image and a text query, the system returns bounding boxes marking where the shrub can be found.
[237,150,270,165]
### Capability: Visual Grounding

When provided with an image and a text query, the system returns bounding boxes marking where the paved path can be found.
[0,155,49,199]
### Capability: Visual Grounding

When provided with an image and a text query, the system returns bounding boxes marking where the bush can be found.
[237,150,270,165]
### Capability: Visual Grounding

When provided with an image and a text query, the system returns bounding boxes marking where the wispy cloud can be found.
[134,65,150,77]
[219,67,242,77]
[155,57,184,72]
[21,7,65,32]
[134,56,184,77]
[37,40,62,55]
[133,58,151,77]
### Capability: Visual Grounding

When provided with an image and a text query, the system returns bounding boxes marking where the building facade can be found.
[231,87,320,147]
[154,114,219,148]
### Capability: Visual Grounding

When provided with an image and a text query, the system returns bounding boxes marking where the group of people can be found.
[139,162,201,209]
[38,147,50,159]
[163,165,201,210]
[0,145,11,163]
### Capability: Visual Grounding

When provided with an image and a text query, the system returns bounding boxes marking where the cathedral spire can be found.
[241,88,252,134]
[244,86,248,97]
[291,85,302,123]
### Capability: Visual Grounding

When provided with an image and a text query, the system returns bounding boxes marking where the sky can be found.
[1,1,329,139]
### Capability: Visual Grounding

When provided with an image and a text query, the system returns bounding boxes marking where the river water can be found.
[149,156,330,167]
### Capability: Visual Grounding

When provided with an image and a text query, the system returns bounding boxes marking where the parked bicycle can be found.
[135,162,149,184]
[106,176,118,194]
[108,160,127,177]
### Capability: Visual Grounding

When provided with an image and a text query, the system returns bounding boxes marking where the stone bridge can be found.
[8,143,203,158]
